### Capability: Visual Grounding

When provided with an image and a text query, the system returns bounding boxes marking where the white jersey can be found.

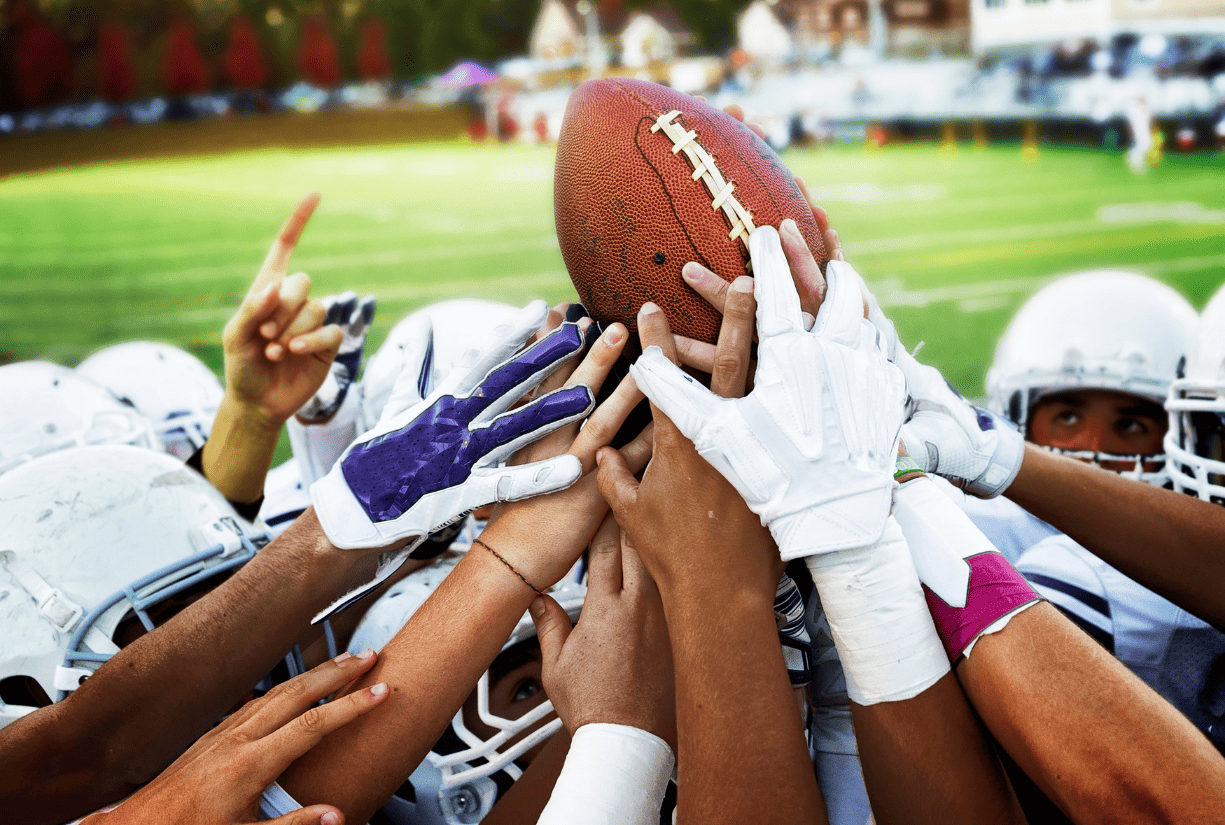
[258,459,312,537]
[1018,535,1225,750]
[931,476,1059,564]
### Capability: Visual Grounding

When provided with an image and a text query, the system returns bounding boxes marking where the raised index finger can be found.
[252,192,321,294]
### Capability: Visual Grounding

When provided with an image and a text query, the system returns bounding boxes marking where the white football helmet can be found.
[986,271,1198,484]
[0,361,159,475]
[348,550,586,825]
[0,445,268,727]
[1166,284,1225,503]
[359,300,522,433]
[77,341,224,460]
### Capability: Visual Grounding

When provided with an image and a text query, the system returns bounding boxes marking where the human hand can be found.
[91,651,388,825]
[311,301,599,615]
[629,225,907,560]
[221,193,344,427]
[596,289,781,598]
[894,354,1024,498]
[674,215,827,380]
[478,315,654,591]
[530,513,677,751]
[297,292,377,424]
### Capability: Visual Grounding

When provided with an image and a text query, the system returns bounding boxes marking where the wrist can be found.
[461,529,546,603]
[217,390,285,435]
[804,518,950,705]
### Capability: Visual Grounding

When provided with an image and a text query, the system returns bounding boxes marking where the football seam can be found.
[612,80,756,263]
[609,78,826,273]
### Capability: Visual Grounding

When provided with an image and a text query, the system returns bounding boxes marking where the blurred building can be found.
[620,6,694,68]
[530,0,586,62]
[972,0,1225,52]
[752,0,971,59]
[529,0,694,67]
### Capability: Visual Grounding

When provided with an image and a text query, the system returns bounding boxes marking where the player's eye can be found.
[512,679,542,703]
[1116,417,1149,437]
[1053,409,1081,426]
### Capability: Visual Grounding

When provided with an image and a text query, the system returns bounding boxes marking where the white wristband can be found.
[805,516,950,705]
[537,723,675,825]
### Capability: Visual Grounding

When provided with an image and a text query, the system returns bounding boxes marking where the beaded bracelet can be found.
[473,538,545,596]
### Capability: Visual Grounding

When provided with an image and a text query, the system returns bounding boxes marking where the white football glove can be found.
[852,269,1024,499]
[630,226,907,559]
[895,357,1023,498]
[311,300,595,619]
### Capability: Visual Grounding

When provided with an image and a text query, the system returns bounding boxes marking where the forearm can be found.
[664,584,825,825]
[201,391,283,504]
[278,535,539,822]
[1007,445,1225,627]
[959,602,1225,822]
[850,674,1022,825]
[807,518,1020,825]
[0,510,372,825]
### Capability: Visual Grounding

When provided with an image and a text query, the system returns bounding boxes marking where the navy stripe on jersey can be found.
[266,507,308,527]
[1053,605,1115,653]
[1026,573,1112,619]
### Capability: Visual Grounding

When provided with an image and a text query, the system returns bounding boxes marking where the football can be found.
[554,78,828,345]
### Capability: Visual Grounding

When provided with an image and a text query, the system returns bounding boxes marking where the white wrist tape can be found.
[893,477,1040,660]
[804,517,950,705]
[538,723,675,825]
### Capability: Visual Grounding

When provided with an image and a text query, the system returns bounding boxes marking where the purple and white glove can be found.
[297,291,377,423]
[311,300,595,619]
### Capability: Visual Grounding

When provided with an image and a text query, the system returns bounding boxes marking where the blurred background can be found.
[1,0,1222,431]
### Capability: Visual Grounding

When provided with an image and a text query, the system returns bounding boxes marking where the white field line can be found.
[0,214,555,267]
[12,246,1224,332]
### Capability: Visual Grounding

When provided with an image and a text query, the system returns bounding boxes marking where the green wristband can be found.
[894,455,924,480]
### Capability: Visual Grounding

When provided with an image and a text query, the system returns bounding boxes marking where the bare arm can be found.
[279,322,648,823]
[598,301,824,825]
[958,602,1225,822]
[203,192,342,504]
[0,510,381,825]
[1006,444,1225,628]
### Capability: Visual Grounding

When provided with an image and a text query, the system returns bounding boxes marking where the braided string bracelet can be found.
[473,538,545,597]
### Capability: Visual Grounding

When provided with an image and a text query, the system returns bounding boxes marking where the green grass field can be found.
[2,139,1223,405]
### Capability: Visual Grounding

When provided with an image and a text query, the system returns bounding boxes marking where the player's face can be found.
[460,645,552,766]
[1028,389,1166,471]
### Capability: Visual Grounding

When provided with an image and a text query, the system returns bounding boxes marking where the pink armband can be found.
[923,551,1039,661]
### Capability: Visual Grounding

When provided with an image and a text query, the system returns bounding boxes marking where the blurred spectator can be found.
[224,15,269,90]
[97,21,136,103]
[163,17,208,98]
[357,18,392,82]
[12,2,73,109]
[298,16,340,89]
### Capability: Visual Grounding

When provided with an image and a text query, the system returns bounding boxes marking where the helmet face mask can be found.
[987,271,1199,488]
[0,446,267,727]
[348,550,587,825]
[1164,284,1225,505]
[1166,386,1225,504]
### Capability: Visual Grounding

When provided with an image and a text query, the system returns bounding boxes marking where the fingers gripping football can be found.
[630,226,907,559]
